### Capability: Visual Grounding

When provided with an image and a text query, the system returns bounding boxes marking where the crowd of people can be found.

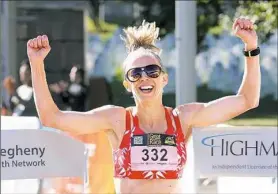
[1,59,116,194]
[1,59,88,117]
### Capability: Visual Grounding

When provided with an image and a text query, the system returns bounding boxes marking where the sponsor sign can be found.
[1,129,86,180]
[1,116,42,193]
[193,126,277,177]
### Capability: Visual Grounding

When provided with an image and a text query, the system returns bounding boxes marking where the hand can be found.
[232,17,258,50]
[27,35,51,65]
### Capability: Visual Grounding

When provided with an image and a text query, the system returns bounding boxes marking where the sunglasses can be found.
[125,64,164,82]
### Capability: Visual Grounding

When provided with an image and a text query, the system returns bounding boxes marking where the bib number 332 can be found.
[141,148,168,161]
[131,146,178,171]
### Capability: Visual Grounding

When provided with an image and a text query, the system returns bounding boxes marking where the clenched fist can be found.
[232,17,258,50]
[27,35,51,65]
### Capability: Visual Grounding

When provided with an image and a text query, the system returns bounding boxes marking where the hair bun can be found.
[121,20,161,54]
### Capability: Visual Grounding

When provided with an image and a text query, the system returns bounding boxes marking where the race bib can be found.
[131,134,178,171]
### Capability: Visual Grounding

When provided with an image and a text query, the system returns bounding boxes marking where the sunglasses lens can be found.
[126,65,163,82]
[127,68,142,82]
[145,65,161,78]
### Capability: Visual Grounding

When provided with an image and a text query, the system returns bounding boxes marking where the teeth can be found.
[140,86,153,90]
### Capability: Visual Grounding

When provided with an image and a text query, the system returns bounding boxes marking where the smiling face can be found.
[123,51,168,104]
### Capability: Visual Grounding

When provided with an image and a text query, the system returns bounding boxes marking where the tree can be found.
[89,0,277,49]
[124,0,229,50]
[125,0,175,37]
[219,0,278,43]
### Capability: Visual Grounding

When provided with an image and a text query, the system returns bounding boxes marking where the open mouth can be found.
[139,85,154,93]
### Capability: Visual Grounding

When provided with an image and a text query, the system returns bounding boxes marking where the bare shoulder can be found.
[174,102,205,127]
[107,105,127,123]
[171,103,204,143]
[96,105,129,145]
[90,105,126,135]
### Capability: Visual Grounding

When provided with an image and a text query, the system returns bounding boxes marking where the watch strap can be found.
[243,47,260,57]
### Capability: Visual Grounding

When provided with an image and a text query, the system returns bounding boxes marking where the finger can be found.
[242,19,250,30]
[239,19,244,29]
[27,40,32,47]
[37,35,43,48]
[234,25,240,35]
[28,39,34,48]
[42,35,49,48]
[234,25,245,37]
[232,18,240,31]
[236,18,244,29]
[250,20,255,30]
[246,20,254,30]
[250,23,254,30]
[32,38,38,49]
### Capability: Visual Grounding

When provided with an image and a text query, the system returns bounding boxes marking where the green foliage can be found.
[121,0,234,51]
[219,0,278,43]
[122,0,175,37]
[197,0,229,51]
[85,16,118,42]
[88,1,277,50]
[114,66,124,82]
[119,0,277,50]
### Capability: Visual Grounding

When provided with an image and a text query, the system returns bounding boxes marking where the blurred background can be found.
[1,0,277,125]
[1,0,277,126]
[0,0,277,193]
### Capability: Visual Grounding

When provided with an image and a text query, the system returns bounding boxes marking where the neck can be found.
[134,99,165,129]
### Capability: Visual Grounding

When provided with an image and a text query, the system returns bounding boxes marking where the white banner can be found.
[193,126,278,177]
[1,116,41,130]
[1,129,86,180]
[1,116,42,193]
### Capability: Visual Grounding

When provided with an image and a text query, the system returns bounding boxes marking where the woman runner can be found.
[27,17,260,194]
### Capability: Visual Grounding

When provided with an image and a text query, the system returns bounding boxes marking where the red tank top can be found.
[113,107,187,179]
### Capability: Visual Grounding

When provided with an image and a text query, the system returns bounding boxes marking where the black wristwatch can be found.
[243,47,260,57]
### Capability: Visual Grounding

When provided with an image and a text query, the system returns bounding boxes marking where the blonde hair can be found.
[120,20,161,55]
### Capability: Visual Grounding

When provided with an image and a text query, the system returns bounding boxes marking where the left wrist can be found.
[245,43,258,51]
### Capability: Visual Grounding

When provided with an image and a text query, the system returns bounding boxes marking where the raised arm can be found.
[178,17,260,128]
[27,35,125,134]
